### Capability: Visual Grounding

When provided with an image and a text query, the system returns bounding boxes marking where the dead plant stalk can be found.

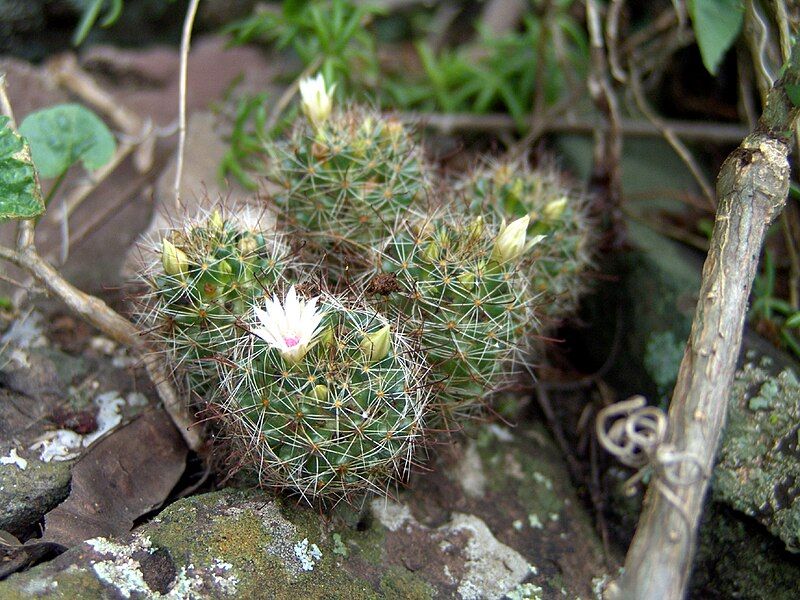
[607,40,800,600]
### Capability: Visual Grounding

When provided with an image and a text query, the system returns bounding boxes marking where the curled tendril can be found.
[596,396,709,542]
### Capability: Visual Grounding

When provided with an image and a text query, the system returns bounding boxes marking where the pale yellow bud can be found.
[467,216,484,239]
[318,326,336,348]
[509,178,524,202]
[238,234,258,255]
[543,197,568,220]
[208,210,224,233]
[492,164,512,186]
[312,384,329,402]
[161,239,188,277]
[299,73,334,128]
[361,116,374,135]
[422,240,440,263]
[385,120,404,140]
[492,215,530,263]
[360,324,392,363]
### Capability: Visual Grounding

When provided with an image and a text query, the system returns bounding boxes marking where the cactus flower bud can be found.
[208,210,225,233]
[238,233,258,255]
[360,324,391,363]
[318,326,336,348]
[492,215,530,263]
[162,239,188,276]
[467,216,484,239]
[299,73,334,128]
[543,197,568,220]
[312,384,329,402]
[422,240,440,263]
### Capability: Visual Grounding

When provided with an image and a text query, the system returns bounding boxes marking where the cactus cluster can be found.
[136,74,593,501]
[458,160,593,324]
[367,213,536,423]
[266,101,430,258]
[137,209,293,391]
[219,293,428,499]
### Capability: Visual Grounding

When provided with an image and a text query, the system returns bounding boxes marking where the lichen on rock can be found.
[714,359,800,551]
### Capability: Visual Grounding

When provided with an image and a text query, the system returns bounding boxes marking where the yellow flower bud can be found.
[208,210,224,233]
[318,326,336,348]
[422,240,440,263]
[543,197,568,220]
[509,178,524,202]
[492,215,530,263]
[161,239,188,277]
[467,216,484,240]
[299,73,334,128]
[238,234,258,255]
[312,384,329,402]
[360,324,392,363]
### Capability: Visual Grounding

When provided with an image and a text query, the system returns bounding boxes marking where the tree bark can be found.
[609,41,800,600]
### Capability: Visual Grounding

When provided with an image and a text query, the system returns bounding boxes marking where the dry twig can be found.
[605,40,800,600]
[586,0,625,247]
[400,111,748,142]
[0,61,200,452]
[174,0,201,211]
[628,68,717,210]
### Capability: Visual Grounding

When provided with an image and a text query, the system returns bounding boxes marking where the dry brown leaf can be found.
[40,409,187,548]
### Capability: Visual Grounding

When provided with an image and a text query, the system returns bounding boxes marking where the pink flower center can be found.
[283,336,301,348]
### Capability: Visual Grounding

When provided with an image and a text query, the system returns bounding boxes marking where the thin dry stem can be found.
[174,0,201,211]
[608,40,800,600]
[586,0,624,247]
[401,111,748,142]
[629,68,717,210]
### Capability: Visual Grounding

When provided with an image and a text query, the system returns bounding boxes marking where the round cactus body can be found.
[138,211,293,389]
[368,215,535,424]
[266,106,430,255]
[219,293,430,500]
[461,160,593,324]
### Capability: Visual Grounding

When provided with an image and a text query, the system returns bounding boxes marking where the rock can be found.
[713,358,800,551]
[692,503,800,600]
[0,314,154,535]
[0,452,72,537]
[0,422,607,598]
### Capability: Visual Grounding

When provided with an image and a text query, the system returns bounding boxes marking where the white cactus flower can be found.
[492,215,529,263]
[251,286,326,363]
[492,215,546,263]
[299,73,335,127]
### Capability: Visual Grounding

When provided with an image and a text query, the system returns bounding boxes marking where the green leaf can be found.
[786,83,800,107]
[19,103,116,179]
[0,116,44,221]
[786,312,800,328]
[688,0,744,75]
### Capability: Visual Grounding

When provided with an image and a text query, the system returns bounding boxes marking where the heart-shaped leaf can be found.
[19,103,116,179]
[0,116,44,221]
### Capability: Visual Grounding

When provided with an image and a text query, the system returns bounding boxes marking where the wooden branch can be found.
[396,111,749,142]
[606,40,800,600]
